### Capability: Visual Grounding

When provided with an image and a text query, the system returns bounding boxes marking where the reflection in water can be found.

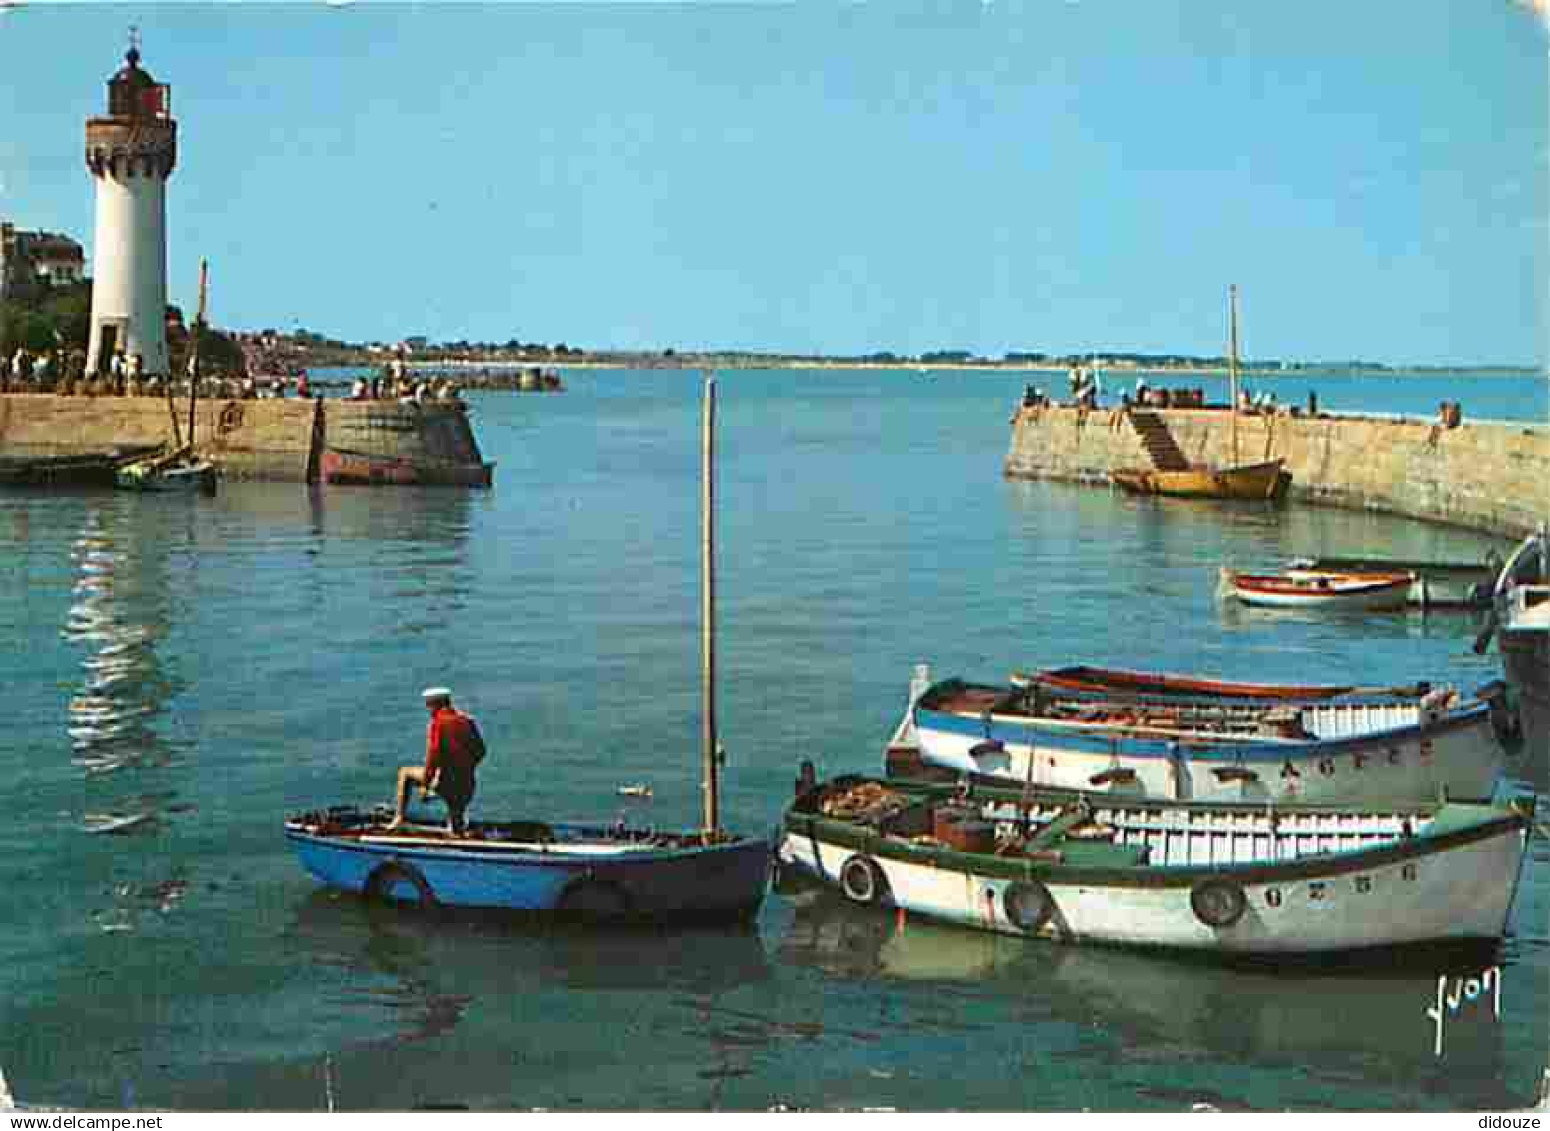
[1215,594,1492,642]
[284,890,770,1049]
[60,506,205,938]
[776,891,1511,1081]
[62,509,184,783]
[303,485,478,636]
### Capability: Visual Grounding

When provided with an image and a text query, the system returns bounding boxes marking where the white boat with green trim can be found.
[778,770,1534,955]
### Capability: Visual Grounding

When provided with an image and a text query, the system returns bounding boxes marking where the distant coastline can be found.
[244,331,1544,380]
[400,354,1545,379]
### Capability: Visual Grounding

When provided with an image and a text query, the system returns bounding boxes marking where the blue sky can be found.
[1,2,1546,366]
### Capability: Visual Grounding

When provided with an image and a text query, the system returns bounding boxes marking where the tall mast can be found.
[1228,283,1240,466]
[700,374,721,838]
[187,258,207,450]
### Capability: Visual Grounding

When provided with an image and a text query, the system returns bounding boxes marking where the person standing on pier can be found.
[389,687,486,835]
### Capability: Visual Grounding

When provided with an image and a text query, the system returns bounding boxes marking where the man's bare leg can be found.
[390,766,429,829]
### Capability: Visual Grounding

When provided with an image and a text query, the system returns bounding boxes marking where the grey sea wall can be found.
[0,395,487,482]
[1005,404,1550,537]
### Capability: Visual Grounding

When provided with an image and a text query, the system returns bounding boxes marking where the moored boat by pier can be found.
[911,671,1507,804]
[0,445,159,488]
[1109,286,1292,504]
[1219,567,1414,611]
[1110,458,1289,501]
[779,770,1534,955]
[114,445,217,494]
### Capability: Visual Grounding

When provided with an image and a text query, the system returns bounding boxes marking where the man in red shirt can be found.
[389,687,486,835]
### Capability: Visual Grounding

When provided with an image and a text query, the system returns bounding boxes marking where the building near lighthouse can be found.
[84,39,176,376]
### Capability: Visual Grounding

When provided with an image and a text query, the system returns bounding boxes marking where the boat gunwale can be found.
[283,822,772,869]
[912,684,1493,761]
[1026,665,1364,702]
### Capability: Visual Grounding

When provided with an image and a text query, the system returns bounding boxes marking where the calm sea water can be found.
[0,368,1545,1111]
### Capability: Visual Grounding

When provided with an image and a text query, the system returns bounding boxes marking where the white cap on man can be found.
[422,686,452,705]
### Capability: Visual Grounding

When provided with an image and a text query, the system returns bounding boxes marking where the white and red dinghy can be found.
[1220,568,1413,611]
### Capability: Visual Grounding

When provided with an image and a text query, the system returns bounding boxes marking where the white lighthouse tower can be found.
[84,36,176,377]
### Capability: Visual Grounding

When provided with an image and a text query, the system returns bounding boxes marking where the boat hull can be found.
[913,691,1505,804]
[0,446,160,488]
[1500,626,1549,759]
[320,447,494,488]
[1491,534,1549,773]
[115,459,217,494]
[285,812,771,920]
[1111,459,1287,501]
[779,779,1532,954]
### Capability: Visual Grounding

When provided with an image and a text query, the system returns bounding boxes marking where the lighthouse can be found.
[84,37,176,377]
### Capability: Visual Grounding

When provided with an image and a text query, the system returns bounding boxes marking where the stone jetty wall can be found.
[1005,405,1550,537]
[0,395,487,482]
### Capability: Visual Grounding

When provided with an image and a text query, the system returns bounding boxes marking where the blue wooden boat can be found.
[285,377,773,923]
[284,806,771,920]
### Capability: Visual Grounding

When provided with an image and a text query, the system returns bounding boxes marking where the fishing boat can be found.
[910,672,1507,804]
[286,377,771,921]
[778,770,1534,954]
[284,808,771,920]
[1480,529,1549,765]
[115,445,217,494]
[1022,663,1428,704]
[1110,459,1287,501]
[319,446,494,488]
[1110,285,1292,503]
[116,260,218,495]
[1287,553,1502,608]
[1219,567,1414,611]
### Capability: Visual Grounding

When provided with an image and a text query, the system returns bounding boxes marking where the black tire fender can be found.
[1002,880,1054,932]
[839,855,886,906]
[557,877,635,920]
[365,860,439,909]
[1190,878,1248,928]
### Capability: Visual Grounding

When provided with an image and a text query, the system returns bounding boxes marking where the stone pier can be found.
[0,394,489,483]
[1005,404,1550,537]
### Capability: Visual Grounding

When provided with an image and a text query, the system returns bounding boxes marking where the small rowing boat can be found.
[1219,568,1413,611]
[285,808,770,920]
[911,671,1507,804]
[778,770,1534,955]
[288,377,772,922]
